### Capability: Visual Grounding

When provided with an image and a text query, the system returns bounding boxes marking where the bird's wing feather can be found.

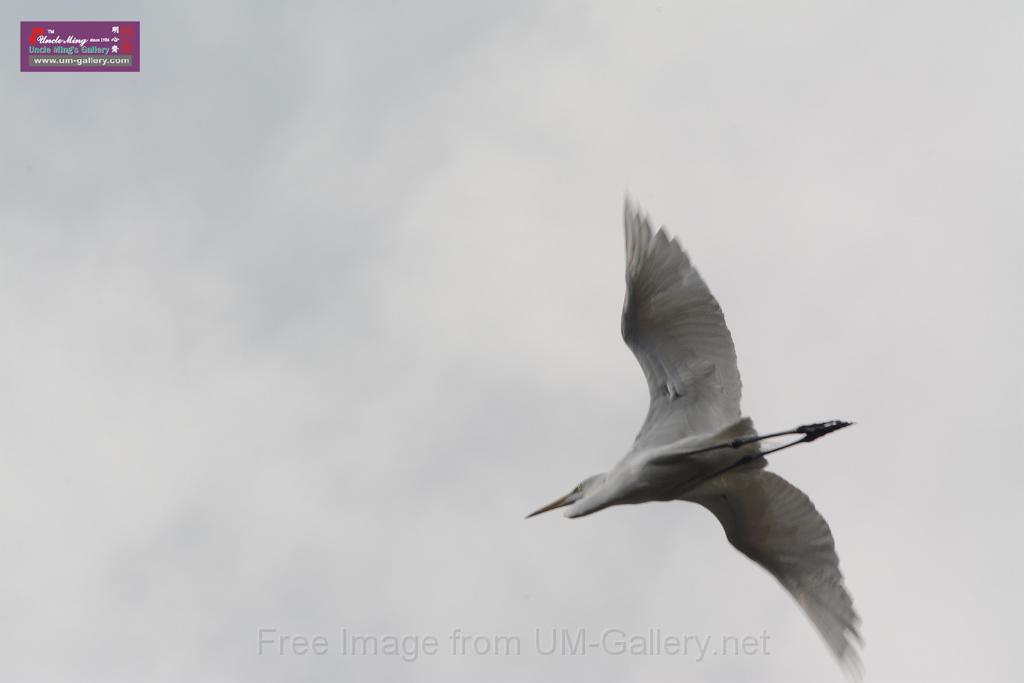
[687,469,863,676]
[621,201,742,450]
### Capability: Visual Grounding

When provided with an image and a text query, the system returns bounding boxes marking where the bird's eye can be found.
[573,483,583,494]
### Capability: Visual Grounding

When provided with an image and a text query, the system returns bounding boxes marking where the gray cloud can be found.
[2,1,1022,681]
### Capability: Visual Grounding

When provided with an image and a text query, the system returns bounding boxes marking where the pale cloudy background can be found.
[2,1,1022,681]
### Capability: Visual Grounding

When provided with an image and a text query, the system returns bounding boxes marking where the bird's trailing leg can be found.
[736,419,854,449]
[650,420,854,467]
[793,420,854,442]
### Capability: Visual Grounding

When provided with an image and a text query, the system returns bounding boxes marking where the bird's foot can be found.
[795,420,854,442]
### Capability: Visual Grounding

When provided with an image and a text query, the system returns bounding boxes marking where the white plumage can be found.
[528,199,862,676]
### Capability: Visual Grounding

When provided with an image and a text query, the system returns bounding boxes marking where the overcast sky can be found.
[3,1,1023,681]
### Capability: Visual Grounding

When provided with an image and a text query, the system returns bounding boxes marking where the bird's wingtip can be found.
[623,194,640,220]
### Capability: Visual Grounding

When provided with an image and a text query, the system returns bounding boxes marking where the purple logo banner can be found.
[21,21,140,72]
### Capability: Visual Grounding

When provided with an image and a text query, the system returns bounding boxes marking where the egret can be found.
[528,200,862,676]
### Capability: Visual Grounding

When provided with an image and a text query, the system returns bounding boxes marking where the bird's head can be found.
[526,473,607,519]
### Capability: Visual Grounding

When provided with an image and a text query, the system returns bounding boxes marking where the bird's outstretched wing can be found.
[622,201,742,450]
[687,469,863,676]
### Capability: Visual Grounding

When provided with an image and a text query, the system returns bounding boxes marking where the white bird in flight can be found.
[528,200,862,675]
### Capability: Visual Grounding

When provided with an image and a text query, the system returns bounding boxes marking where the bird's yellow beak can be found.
[525,492,575,519]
